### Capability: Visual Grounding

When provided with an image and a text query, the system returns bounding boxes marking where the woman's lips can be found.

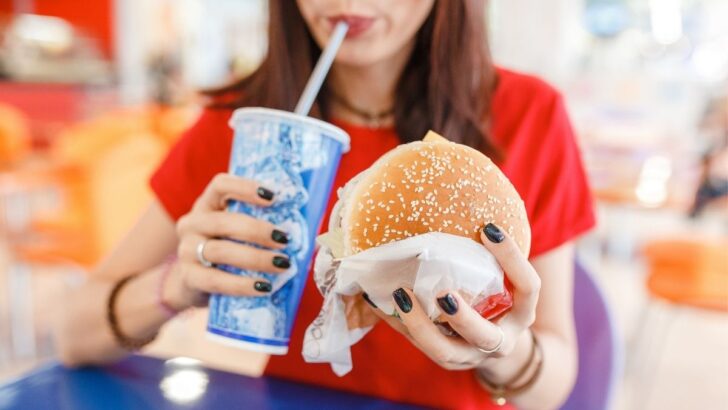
[327,15,375,38]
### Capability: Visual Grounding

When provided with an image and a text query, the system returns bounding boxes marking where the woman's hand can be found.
[369,223,541,371]
[163,173,292,310]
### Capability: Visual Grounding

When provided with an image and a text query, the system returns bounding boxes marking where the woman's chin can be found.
[333,47,393,69]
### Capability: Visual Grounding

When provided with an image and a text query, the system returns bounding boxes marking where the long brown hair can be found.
[206,1,498,155]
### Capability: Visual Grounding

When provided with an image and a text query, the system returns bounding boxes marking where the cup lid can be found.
[229,107,351,152]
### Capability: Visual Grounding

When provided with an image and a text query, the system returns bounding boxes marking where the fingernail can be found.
[437,294,459,315]
[257,187,274,201]
[254,281,272,293]
[484,223,505,243]
[271,229,289,244]
[392,288,412,313]
[362,292,377,308]
[272,256,291,269]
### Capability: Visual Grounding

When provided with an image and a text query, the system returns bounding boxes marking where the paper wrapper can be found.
[302,232,508,376]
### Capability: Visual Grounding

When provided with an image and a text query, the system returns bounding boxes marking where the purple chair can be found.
[561,262,623,410]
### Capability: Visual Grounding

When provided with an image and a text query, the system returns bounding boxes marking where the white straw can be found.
[294,22,349,115]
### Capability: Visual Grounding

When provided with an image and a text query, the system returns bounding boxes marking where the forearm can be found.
[54,265,173,367]
[477,329,577,410]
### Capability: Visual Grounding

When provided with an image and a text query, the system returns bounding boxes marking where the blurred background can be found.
[0,0,725,409]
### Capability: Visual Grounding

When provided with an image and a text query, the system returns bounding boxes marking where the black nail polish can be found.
[437,294,459,315]
[272,256,291,269]
[362,292,377,308]
[484,223,505,243]
[254,281,272,293]
[271,229,289,245]
[392,288,412,313]
[257,187,274,201]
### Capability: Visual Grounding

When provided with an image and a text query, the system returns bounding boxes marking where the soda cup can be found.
[207,107,350,354]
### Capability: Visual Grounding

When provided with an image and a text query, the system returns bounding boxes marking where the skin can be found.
[55,1,578,409]
[297,0,435,126]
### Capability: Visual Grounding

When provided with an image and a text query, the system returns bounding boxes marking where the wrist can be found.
[478,329,534,384]
[107,274,158,351]
[475,330,544,406]
[160,259,194,312]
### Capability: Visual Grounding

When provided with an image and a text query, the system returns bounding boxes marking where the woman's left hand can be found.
[368,223,541,370]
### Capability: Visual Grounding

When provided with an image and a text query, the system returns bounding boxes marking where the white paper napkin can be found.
[302,232,504,376]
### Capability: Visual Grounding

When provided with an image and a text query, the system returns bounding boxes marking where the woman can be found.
[55,1,595,409]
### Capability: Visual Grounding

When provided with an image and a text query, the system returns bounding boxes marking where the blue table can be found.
[0,355,429,409]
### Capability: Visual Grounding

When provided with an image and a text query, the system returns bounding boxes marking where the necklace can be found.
[329,90,395,128]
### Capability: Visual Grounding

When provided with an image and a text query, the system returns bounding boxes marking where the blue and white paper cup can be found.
[207,108,350,355]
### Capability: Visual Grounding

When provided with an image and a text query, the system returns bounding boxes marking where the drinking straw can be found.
[294,22,349,115]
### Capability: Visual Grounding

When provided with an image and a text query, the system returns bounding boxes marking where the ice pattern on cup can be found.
[231,307,278,339]
[253,158,310,207]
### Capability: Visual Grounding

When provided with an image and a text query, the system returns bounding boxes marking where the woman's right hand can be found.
[163,173,291,310]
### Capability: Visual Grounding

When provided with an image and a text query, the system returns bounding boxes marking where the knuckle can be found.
[520,284,535,297]
[211,173,228,187]
[178,237,198,260]
[439,362,457,371]
[191,195,208,211]
[432,350,453,364]
[533,276,542,293]
[176,215,191,236]
[522,276,541,297]
[474,334,500,351]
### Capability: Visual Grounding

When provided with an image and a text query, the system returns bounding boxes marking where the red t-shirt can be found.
[150,68,596,409]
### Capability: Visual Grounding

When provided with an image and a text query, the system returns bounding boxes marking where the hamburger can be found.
[317,131,531,329]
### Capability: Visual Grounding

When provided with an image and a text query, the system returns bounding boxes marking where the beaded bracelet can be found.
[106,275,158,351]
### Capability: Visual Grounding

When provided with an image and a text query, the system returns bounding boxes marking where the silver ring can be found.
[196,240,214,268]
[476,327,504,355]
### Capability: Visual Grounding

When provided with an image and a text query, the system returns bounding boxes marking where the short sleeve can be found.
[524,93,596,257]
[150,108,234,221]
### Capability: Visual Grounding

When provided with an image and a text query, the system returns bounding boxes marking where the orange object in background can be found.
[152,105,200,145]
[643,238,728,311]
[87,133,167,254]
[0,103,32,167]
[7,163,98,267]
[11,105,197,269]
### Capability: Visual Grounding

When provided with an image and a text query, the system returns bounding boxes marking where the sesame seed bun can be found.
[338,131,531,257]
